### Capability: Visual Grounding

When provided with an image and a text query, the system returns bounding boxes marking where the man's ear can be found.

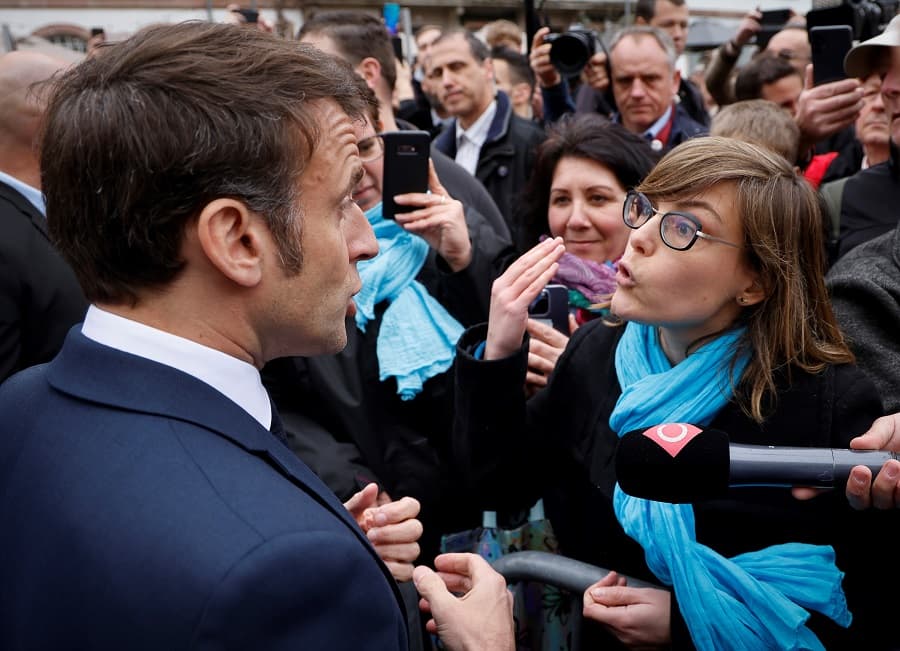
[671,67,682,96]
[483,56,494,83]
[357,57,382,92]
[194,198,264,288]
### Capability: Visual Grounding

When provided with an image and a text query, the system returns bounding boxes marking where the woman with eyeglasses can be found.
[452,136,895,649]
[518,114,658,395]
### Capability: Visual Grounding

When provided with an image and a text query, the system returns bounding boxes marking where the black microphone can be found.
[614,423,900,503]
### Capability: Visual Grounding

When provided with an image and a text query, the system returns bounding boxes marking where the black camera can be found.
[544,27,605,77]
[807,0,900,42]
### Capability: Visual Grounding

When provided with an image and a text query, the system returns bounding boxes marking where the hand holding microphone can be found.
[614,422,900,503]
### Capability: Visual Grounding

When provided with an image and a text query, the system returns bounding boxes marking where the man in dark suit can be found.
[0,50,87,382]
[0,22,513,651]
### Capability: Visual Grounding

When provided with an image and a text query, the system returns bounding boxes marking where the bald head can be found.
[0,50,70,187]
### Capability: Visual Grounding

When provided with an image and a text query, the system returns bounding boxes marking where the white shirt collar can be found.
[0,170,45,216]
[81,305,272,429]
[456,99,498,151]
[643,104,674,140]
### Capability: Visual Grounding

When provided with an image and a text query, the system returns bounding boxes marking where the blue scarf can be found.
[354,202,464,400]
[609,322,851,650]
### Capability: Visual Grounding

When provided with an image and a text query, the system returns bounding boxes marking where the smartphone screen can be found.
[759,9,791,27]
[810,25,853,86]
[528,284,569,334]
[381,131,430,220]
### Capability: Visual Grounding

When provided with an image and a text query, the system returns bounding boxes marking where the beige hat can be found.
[845,15,900,78]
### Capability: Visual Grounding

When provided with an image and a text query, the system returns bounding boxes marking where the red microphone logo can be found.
[641,423,703,458]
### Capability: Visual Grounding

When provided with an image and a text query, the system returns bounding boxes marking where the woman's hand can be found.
[524,315,578,397]
[583,573,672,649]
[485,238,565,361]
[394,161,472,272]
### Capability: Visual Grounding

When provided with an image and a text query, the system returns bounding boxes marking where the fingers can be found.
[413,564,452,611]
[343,482,380,523]
[851,413,900,452]
[384,559,416,582]
[526,317,570,348]
[871,459,900,509]
[568,313,580,335]
[846,465,875,510]
[367,517,424,546]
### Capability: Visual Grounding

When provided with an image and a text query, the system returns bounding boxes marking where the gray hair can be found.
[609,25,677,69]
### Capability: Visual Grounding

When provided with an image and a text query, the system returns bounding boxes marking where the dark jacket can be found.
[263,207,516,564]
[434,91,546,252]
[836,142,900,260]
[0,179,87,382]
[454,320,894,649]
[828,220,900,413]
[0,330,407,650]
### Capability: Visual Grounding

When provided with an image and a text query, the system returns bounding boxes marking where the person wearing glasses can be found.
[452,136,896,648]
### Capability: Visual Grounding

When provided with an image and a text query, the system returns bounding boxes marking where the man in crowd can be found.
[634,0,709,125]
[0,21,513,650]
[298,12,509,241]
[607,25,706,152]
[733,52,803,116]
[490,46,536,121]
[0,50,86,382]
[827,14,900,260]
[426,29,546,250]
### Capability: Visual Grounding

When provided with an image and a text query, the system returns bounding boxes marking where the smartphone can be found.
[528,284,569,334]
[90,27,105,38]
[810,25,853,86]
[759,9,791,26]
[231,8,259,23]
[390,35,404,61]
[381,131,430,220]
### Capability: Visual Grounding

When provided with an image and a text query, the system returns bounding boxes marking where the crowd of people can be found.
[2,1,900,649]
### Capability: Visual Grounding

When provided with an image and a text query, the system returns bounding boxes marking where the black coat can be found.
[454,320,896,649]
[434,91,546,252]
[0,179,86,382]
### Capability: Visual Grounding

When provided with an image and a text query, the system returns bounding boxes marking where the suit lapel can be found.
[0,179,49,239]
[48,329,406,611]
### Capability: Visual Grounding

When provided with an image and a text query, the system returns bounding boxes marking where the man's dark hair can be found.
[520,113,660,246]
[432,29,490,63]
[734,52,800,102]
[490,45,535,93]
[635,0,686,22]
[297,11,397,94]
[41,21,367,305]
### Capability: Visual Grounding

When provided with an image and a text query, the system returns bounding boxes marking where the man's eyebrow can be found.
[346,165,364,194]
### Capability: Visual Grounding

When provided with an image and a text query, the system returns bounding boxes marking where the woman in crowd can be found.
[453,137,896,648]
[519,113,658,393]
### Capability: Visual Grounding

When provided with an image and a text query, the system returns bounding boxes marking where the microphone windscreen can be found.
[615,424,730,503]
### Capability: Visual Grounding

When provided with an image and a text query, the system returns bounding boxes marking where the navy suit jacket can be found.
[0,328,407,650]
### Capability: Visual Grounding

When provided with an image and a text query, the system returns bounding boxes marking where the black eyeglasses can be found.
[623,191,741,251]
[357,134,385,163]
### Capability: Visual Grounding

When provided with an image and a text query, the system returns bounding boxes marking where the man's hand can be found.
[529,27,562,89]
[413,553,515,651]
[344,483,423,581]
[795,65,863,154]
[846,414,900,510]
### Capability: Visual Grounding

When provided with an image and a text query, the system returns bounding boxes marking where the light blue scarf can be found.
[354,202,464,400]
[609,321,851,651]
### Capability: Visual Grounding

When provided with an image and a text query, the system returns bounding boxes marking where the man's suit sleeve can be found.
[192,531,407,650]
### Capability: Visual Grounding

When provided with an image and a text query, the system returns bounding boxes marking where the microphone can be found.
[614,423,900,503]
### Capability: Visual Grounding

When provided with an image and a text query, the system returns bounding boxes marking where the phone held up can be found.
[809,25,853,86]
[380,131,430,220]
[528,284,569,335]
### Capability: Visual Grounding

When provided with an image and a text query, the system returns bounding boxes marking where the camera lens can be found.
[549,30,597,77]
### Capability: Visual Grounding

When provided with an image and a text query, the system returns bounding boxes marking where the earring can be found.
[738,296,747,305]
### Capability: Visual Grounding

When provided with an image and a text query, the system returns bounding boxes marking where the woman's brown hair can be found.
[636,136,853,422]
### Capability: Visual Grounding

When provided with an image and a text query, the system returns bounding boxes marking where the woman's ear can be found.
[737,275,767,307]
[194,198,264,288]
